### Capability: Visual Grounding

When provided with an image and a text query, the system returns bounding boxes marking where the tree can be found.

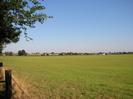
[5,51,14,56]
[0,0,48,54]
[18,50,27,56]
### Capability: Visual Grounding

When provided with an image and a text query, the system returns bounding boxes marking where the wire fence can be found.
[0,62,30,99]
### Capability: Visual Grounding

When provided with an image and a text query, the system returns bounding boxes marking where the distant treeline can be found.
[2,50,133,56]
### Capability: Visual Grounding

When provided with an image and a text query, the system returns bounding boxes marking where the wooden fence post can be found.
[0,62,5,81]
[5,70,12,99]
[0,62,3,67]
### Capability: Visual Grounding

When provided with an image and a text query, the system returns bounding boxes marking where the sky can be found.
[4,0,133,53]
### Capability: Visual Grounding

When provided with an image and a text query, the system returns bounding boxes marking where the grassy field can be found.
[0,55,133,99]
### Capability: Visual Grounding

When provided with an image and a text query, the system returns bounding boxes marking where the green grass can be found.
[0,55,133,99]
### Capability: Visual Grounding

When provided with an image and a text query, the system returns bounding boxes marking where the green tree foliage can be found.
[0,0,47,54]
[18,49,27,56]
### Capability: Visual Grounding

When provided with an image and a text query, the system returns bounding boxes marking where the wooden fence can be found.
[0,62,30,99]
[0,62,12,99]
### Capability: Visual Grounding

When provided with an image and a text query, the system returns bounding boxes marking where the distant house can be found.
[31,53,41,56]
[103,53,107,55]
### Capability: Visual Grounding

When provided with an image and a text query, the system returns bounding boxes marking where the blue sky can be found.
[4,0,133,53]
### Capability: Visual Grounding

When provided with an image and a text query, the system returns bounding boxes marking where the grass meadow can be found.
[0,55,133,99]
